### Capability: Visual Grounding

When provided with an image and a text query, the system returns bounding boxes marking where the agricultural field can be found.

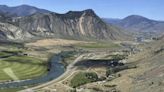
[0,52,47,81]
[0,88,24,92]
[75,42,120,49]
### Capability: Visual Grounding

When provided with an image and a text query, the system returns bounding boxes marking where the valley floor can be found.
[0,38,163,92]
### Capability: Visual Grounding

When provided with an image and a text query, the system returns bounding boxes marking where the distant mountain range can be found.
[103,15,164,33]
[0,5,129,41]
[0,5,163,35]
[0,5,50,16]
[2,4,163,41]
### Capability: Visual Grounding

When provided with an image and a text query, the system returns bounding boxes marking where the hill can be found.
[112,35,164,92]
[0,6,130,41]
[0,5,50,16]
[103,15,164,34]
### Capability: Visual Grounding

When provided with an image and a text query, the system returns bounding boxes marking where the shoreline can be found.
[20,53,85,92]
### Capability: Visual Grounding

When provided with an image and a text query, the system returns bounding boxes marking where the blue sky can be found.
[0,0,164,20]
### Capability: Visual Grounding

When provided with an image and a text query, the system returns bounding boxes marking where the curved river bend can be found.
[0,52,68,89]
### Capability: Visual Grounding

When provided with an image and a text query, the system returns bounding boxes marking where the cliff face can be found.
[0,22,31,40]
[0,9,128,41]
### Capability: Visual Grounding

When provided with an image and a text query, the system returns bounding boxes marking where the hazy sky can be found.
[0,0,163,20]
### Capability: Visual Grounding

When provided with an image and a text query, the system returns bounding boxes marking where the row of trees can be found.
[106,65,137,77]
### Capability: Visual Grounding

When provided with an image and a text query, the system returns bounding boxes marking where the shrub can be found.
[70,72,98,88]
[111,54,126,60]
[106,65,137,77]
[104,84,117,87]
[106,68,114,77]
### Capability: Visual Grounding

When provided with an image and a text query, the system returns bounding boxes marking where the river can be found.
[0,51,67,89]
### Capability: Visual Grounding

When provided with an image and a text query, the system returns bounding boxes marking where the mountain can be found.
[0,7,129,41]
[0,5,50,16]
[103,15,164,33]
[0,22,31,40]
[102,18,121,25]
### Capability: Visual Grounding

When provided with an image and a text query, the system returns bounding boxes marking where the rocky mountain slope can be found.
[0,6,129,41]
[15,9,129,40]
[103,15,164,33]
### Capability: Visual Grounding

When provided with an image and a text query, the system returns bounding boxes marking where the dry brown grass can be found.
[26,39,92,47]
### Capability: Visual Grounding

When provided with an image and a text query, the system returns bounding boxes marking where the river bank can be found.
[0,51,75,89]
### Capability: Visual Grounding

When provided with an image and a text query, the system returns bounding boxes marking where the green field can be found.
[0,88,24,92]
[0,52,12,58]
[0,56,47,81]
[75,42,120,49]
[70,72,98,88]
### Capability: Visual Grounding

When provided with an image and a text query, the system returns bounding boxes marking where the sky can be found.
[0,0,164,20]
